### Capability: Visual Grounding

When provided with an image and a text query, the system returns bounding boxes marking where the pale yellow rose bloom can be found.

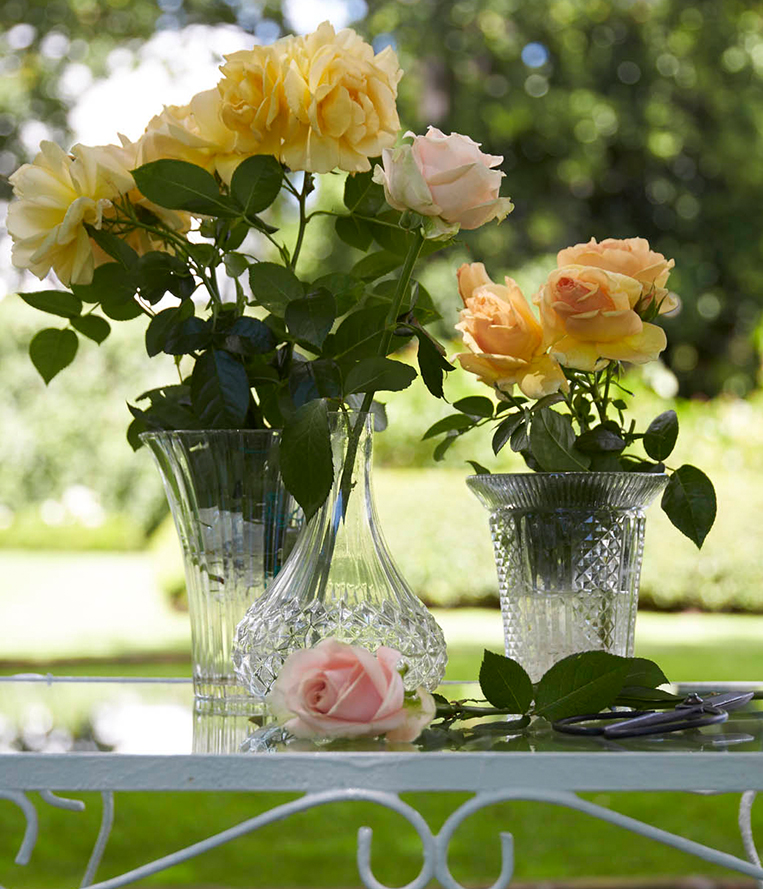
[7,141,135,286]
[138,89,247,184]
[557,237,678,314]
[217,22,402,174]
[536,265,667,372]
[455,262,568,399]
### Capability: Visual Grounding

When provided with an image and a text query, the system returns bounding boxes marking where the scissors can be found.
[553,691,754,739]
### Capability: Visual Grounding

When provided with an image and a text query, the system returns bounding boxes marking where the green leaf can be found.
[529,408,591,471]
[126,417,147,451]
[280,399,333,521]
[71,262,136,305]
[344,357,416,395]
[229,155,283,216]
[71,314,111,344]
[223,252,251,278]
[335,215,373,251]
[453,396,494,419]
[101,297,142,321]
[534,651,632,721]
[467,460,491,475]
[29,328,78,384]
[510,418,530,453]
[19,290,82,319]
[622,657,669,689]
[87,226,140,269]
[132,159,238,217]
[289,359,343,406]
[311,273,364,315]
[644,410,679,461]
[661,464,717,548]
[248,262,304,315]
[190,349,250,428]
[614,686,682,709]
[433,433,459,462]
[163,317,211,355]
[575,426,626,453]
[285,289,337,350]
[145,302,194,357]
[344,168,386,215]
[131,384,199,431]
[422,414,475,440]
[414,329,453,399]
[351,250,402,281]
[479,649,534,714]
[223,317,276,356]
[492,413,524,455]
[326,305,389,362]
[137,251,194,303]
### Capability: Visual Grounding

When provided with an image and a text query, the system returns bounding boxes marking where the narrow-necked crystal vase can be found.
[467,472,668,682]
[232,412,448,698]
[141,430,301,711]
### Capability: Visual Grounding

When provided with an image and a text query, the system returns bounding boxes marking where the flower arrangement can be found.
[424,238,717,548]
[8,21,512,519]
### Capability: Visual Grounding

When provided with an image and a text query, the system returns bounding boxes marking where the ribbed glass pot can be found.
[467,472,668,682]
[141,431,301,711]
[232,412,448,698]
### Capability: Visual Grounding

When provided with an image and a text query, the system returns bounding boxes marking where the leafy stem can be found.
[336,231,425,519]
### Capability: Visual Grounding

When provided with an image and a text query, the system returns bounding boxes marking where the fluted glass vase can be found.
[141,431,301,711]
[232,413,448,698]
[467,472,668,682]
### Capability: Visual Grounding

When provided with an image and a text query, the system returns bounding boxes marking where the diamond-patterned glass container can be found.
[467,472,668,681]
[233,413,448,698]
[141,431,302,711]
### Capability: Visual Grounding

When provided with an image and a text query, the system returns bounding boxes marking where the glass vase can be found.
[232,412,448,698]
[467,472,668,682]
[141,430,301,711]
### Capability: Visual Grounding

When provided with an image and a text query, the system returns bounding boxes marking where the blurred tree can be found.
[361,0,763,397]
[2,0,763,395]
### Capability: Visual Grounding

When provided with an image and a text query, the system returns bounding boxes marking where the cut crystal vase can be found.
[467,472,668,682]
[141,430,301,710]
[233,412,448,698]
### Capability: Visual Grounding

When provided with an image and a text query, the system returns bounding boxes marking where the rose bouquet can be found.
[7,21,512,519]
[425,238,716,547]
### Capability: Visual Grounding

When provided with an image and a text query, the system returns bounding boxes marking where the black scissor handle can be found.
[553,710,648,736]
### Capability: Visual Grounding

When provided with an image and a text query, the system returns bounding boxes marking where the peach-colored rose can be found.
[217,22,402,174]
[267,639,436,742]
[536,265,667,371]
[374,128,513,237]
[455,263,567,399]
[557,237,678,314]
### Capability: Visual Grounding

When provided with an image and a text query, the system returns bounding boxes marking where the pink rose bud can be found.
[267,639,436,741]
[372,127,514,237]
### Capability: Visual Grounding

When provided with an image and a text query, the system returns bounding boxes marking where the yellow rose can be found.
[557,237,678,314]
[455,262,568,399]
[536,265,667,371]
[138,89,247,184]
[7,141,134,286]
[217,22,402,174]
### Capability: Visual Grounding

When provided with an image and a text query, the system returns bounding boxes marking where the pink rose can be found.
[372,127,514,237]
[267,639,436,742]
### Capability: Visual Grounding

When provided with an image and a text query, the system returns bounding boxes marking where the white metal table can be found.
[0,676,762,889]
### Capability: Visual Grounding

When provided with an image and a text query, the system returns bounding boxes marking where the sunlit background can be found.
[2,1,763,885]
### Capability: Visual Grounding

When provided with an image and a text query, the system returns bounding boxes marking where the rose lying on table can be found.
[266,639,436,741]
[264,639,693,744]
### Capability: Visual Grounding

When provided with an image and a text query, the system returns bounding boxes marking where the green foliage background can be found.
[2,0,763,608]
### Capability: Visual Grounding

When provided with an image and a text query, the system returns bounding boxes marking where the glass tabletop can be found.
[0,675,761,756]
